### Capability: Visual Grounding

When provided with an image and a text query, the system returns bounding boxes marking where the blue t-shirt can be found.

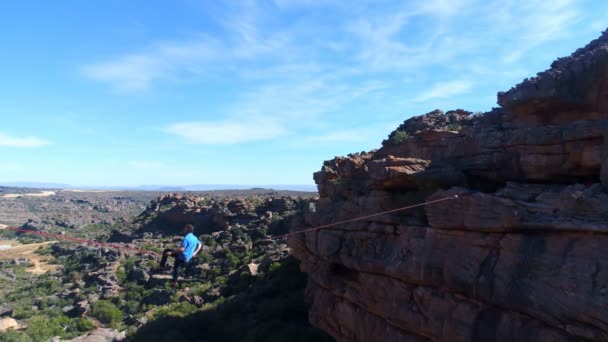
[178,233,200,262]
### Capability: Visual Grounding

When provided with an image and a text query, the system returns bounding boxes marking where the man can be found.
[158,224,202,286]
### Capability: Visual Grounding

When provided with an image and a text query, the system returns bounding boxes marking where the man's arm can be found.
[193,242,202,257]
[172,238,187,254]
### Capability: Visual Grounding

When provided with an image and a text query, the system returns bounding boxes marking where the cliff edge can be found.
[289,30,608,341]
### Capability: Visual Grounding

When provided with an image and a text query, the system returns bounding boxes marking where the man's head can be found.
[184,224,195,234]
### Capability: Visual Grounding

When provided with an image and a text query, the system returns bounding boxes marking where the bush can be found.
[12,305,34,320]
[390,130,409,144]
[226,253,240,269]
[90,300,123,327]
[197,252,212,264]
[115,267,127,283]
[269,262,282,272]
[72,318,95,333]
[446,123,462,131]
[154,302,198,319]
[0,330,33,342]
[25,316,66,341]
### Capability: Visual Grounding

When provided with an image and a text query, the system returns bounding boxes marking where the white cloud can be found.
[0,133,50,147]
[493,0,582,63]
[80,9,295,92]
[80,36,222,91]
[162,75,388,145]
[414,80,473,102]
[165,118,287,144]
[231,78,388,125]
[81,54,168,92]
[346,0,473,71]
[344,0,587,72]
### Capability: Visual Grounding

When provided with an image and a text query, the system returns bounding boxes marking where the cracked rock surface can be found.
[290,30,608,341]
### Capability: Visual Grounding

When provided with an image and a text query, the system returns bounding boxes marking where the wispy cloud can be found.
[346,0,474,71]
[414,80,473,102]
[81,0,601,147]
[81,54,168,92]
[80,5,295,92]
[165,118,287,144]
[81,36,222,91]
[492,0,582,63]
[0,133,50,147]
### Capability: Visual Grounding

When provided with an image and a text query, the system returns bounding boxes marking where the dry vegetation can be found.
[0,240,59,274]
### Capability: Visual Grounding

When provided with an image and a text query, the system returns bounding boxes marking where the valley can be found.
[0,187,329,341]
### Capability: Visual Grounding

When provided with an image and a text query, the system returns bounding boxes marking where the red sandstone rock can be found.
[291,30,608,341]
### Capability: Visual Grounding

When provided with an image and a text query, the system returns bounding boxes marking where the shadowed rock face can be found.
[290,30,608,341]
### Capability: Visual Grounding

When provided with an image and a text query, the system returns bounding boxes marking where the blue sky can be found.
[1,0,607,187]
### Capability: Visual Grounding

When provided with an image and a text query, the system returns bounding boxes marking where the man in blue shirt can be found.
[158,224,201,286]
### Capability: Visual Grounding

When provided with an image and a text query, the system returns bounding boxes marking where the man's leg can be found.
[172,258,187,283]
[159,249,173,268]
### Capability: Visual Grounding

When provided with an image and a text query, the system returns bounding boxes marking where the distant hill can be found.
[0,182,71,189]
[0,182,317,192]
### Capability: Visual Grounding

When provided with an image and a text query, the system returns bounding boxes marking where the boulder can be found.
[129,268,150,285]
[142,289,172,306]
[0,318,18,332]
[69,328,126,342]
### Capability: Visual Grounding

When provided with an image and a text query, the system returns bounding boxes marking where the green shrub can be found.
[188,283,211,297]
[115,267,127,283]
[197,252,212,263]
[72,318,95,333]
[25,316,66,341]
[390,130,409,144]
[269,262,282,272]
[446,123,462,131]
[154,302,198,319]
[12,306,34,320]
[226,253,240,269]
[90,300,123,327]
[0,330,33,342]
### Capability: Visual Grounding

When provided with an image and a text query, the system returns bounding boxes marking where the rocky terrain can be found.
[289,30,608,341]
[0,188,160,232]
[0,191,330,341]
[0,187,316,236]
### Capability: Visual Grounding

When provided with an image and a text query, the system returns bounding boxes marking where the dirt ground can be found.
[0,240,59,274]
[1,191,56,199]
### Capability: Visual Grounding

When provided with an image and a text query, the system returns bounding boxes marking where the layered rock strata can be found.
[290,30,608,341]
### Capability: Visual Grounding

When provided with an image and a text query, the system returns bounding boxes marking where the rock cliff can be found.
[290,30,608,341]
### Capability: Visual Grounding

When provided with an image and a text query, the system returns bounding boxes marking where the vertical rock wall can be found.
[289,30,608,341]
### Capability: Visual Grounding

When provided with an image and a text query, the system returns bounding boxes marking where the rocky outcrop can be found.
[135,193,315,235]
[66,328,126,342]
[291,30,608,341]
[498,31,608,125]
[0,190,154,229]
